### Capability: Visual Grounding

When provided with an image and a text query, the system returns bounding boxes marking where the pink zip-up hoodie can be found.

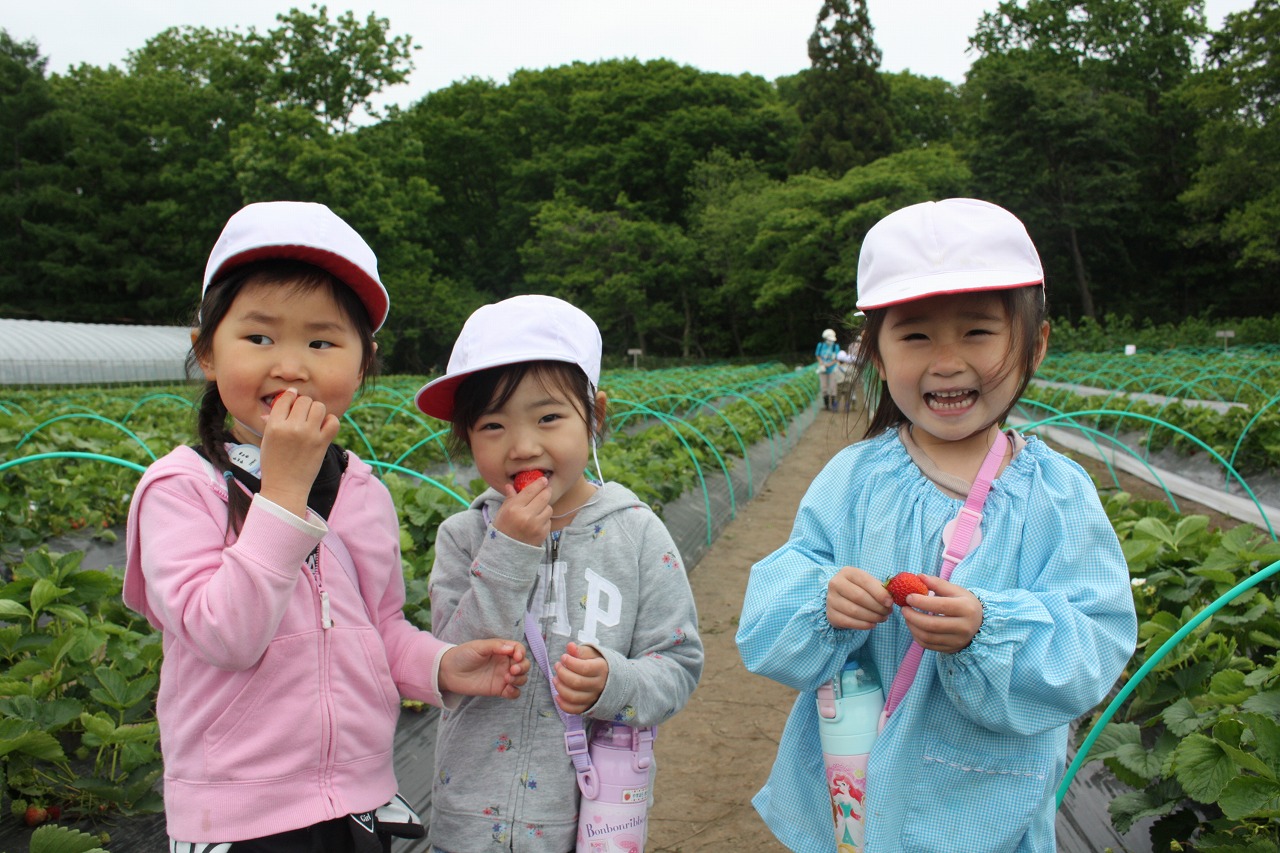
[124,445,452,842]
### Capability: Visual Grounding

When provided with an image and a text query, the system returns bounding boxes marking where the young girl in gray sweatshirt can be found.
[415,295,703,853]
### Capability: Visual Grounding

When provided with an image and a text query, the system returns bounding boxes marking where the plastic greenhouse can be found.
[0,319,193,385]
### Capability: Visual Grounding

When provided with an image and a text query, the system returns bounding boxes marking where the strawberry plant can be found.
[1076,491,1280,850]
[0,549,162,824]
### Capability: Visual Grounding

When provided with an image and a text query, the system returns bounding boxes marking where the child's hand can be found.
[258,389,339,517]
[827,566,893,629]
[552,641,608,714]
[439,639,531,700]
[494,476,552,546]
[899,576,984,654]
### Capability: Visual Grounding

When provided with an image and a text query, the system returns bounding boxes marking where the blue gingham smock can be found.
[736,429,1137,853]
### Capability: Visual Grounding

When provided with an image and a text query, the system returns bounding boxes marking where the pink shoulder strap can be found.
[880,429,1009,723]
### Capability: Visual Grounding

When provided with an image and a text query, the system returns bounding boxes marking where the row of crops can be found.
[1018,347,1280,534]
[0,363,815,842]
[994,347,1280,850]
[3,349,1280,850]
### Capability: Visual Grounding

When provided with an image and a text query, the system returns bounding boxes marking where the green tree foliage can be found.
[393,59,797,360]
[883,71,964,152]
[1180,0,1280,292]
[520,192,698,357]
[789,0,895,176]
[0,4,1273,371]
[261,5,417,132]
[689,146,970,353]
[0,34,68,319]
[966,0,1212,322]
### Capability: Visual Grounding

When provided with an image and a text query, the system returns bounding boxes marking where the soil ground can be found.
[647,409,862,852]
[645,406,1241,853]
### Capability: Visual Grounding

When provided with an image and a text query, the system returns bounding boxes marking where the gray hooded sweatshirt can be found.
[427,481,703,853]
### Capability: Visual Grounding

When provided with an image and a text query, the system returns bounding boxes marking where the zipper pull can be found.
[320,590,333,629]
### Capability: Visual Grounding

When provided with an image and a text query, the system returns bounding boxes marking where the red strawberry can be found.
[46,805,61,821]
[513,470,546,493]
[23,805,48,827]
[884,572,929,607]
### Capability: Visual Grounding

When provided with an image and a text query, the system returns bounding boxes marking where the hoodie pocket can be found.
[203,633,321,780]
[326,624,400,765]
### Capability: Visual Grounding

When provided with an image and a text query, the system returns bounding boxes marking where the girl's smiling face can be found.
[876,291,1047,459]
[467,369,603,527]
[197,278,368,446]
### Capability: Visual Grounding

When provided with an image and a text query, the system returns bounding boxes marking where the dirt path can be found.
[645,408,1241,853]
[648,409,862,852]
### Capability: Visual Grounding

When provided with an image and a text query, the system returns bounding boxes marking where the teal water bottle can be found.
[816,661,883,853]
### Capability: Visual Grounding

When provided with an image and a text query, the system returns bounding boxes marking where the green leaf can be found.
[29,578,70,615]
[1172,514,1210,546]
[0,599,31,620]
[1243,689,1280,717]
[1115,742,1163,781]
[1208,668,1252,704]
[1108,788,1179,835]
[44,604,88,626]
[1162,698,1209,736]
[1242,712,1280,769]
[0,728,66,762]
[28,823,110,852]
[1218,774,1280,820]
[1174,733,1238,802]
[1133,516,1175,547]
[78,712,116,741]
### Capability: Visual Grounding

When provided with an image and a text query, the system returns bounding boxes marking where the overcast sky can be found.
[6,0,1256,113]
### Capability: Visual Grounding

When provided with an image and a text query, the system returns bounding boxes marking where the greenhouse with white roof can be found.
[0,319,194,385]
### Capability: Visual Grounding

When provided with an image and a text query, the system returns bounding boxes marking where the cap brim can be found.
[855,274,1043,310]
[414,352,590,420]
[208,245,389,331]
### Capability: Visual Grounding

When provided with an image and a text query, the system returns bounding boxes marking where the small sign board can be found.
[626,347,643,368]
[1215,330,1235,338]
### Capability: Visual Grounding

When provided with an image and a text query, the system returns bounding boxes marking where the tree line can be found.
[1,0,1276,372]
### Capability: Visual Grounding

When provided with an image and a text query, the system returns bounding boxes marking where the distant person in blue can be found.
[815,327,841,412]
[737,198,1137,852]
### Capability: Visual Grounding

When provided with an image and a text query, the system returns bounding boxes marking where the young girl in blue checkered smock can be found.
[737,198,1137,853]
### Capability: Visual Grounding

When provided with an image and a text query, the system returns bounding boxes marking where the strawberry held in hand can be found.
[885,572,929,607]
[513,470,547,493]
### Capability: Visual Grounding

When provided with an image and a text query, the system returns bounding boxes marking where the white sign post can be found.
[1216,330,1235,353]
[627,347,643,369]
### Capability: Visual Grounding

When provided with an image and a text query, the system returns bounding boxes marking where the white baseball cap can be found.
[415,294,602,420]
[822,328,837,341]
[856,198,1043,310]
[203,201,389,331]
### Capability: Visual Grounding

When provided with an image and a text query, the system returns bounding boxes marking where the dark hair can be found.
[447,361,603,459]
[187,259,380,536]
[854,286,1047,440]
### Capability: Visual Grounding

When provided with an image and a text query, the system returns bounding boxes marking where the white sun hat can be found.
[415,294,602,421]
[822,328,837,341]
[855,198,1043,311]
[203,201,389,331]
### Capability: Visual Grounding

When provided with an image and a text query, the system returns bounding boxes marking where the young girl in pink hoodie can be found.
[124,201,529,853]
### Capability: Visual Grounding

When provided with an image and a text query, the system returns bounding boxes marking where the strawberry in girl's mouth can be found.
[513,470,549,492]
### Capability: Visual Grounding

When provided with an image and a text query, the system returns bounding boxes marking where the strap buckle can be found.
[564,729,589,757]
[942,506,984,564]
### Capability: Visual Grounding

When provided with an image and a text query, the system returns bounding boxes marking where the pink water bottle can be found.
[575,723,656,853]
[817,660,883,853]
